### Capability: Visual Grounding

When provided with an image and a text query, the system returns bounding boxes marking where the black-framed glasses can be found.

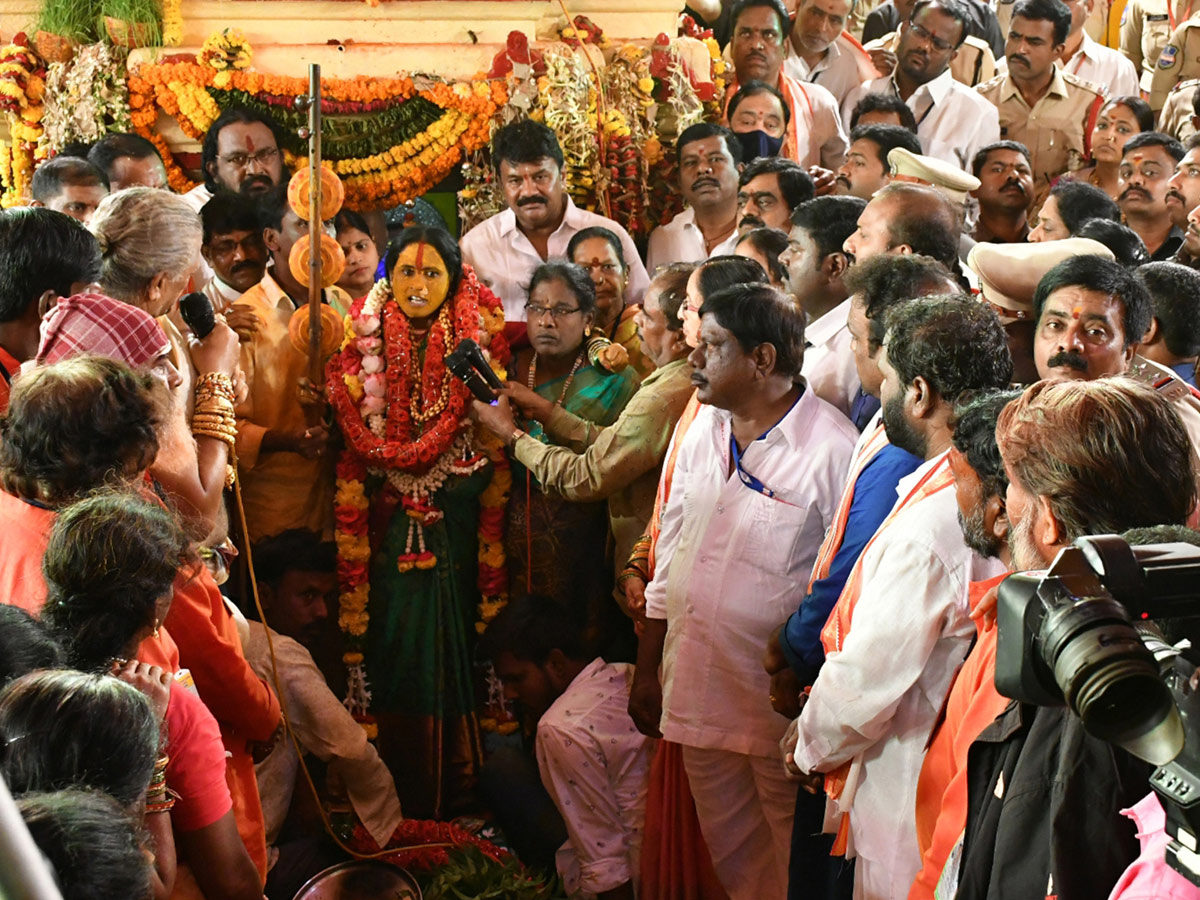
[909,21,955,52]
[525,303,583,319]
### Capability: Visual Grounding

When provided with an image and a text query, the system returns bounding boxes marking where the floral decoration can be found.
[0,35,46,207]
[126,44,507,209]
[39,42,131,154]
[326,264,509,722]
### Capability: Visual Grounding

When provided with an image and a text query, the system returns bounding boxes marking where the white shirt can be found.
[459,196,649,324]
[181,182,213,214]
[202,273,246,315]
[536,658,654,897]
[645,387,857,758]
[842,69,1001,170]
[244,622,403,848]
[645,207,741,275]
[785,36,867,106]
[792,451,1006,889]
[801,297,859,419]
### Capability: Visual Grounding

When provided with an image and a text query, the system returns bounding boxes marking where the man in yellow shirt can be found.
[232,184,350,541]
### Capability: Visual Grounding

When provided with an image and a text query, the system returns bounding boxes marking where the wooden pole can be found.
[306,62,323,391]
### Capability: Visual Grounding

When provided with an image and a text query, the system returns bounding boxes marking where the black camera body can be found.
[995,536,1200,884]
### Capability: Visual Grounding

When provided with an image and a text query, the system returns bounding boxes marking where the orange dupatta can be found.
[817,452,956,855]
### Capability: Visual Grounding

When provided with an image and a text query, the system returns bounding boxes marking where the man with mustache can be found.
[725,0,849,172]
[842,0,1001,170]
[786,294,1011,900]
[1165,134,1200,267]
[969,141,1033,243]
[199,192,268,315]
[646,123,743,273]
[737,156,814,235]
[834,123,921,199]
[1118,132,1185,261]
[182,107,287,215]
[976,0,1106,200]
[633,282,857,900]
[784,0,877,106]
[460,119,647,339]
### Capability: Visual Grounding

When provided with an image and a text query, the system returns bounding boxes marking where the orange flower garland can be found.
[126,58,507,209]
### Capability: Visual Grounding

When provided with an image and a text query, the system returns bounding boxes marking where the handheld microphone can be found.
[179,292,216,339]
[446,338,504,402]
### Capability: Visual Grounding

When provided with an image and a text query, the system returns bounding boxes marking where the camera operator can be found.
[939,379,1197,900]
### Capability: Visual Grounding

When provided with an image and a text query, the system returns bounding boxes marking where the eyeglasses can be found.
[525,303,583,320]
[909,21,955,52]
[219,147,280,169]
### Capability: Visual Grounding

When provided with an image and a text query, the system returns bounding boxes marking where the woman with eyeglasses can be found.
[504,261,639,646]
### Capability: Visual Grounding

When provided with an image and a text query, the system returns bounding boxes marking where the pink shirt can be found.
[1108,793,1200,900]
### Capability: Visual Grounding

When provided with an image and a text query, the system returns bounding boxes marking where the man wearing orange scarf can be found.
[786,295,1010,899]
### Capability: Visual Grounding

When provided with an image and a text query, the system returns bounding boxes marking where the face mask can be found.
[736,129,784,162]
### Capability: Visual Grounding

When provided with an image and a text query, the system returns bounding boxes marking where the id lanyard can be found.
[728,392,802,499]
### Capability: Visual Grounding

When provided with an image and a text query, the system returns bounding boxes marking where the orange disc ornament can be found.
[289,232,346,288]
[288,165,345,222]
[288,302,345,358]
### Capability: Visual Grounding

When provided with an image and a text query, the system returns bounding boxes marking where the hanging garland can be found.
[0,35,46,208]
[126,50,506,208]
[326,264,510,725]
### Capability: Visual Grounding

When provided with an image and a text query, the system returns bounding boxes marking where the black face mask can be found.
[736,129,784,162]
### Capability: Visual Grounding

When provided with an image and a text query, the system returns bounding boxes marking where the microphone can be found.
[446,338,504,402]
[179,292,216,339]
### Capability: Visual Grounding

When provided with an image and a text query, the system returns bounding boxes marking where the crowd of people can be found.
[4,0,1200,897]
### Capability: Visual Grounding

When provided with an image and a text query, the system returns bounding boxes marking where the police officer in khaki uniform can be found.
[1160,77,1200,141]
[1120,0,1199,95]
[1150,18,1200,110]
[977,0,1107,200]
[864,29,998,84]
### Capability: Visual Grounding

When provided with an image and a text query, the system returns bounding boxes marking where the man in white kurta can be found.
[789,294,1011,900]
[642,284,857,900]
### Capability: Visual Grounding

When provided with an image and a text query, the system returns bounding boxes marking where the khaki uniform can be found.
[864,31,997,86]
[1126,356,1200,498]
[976,65,1107,197]
[1150,18,1200,108]
[1120,0,1198,94]
[1160,76,1200,140]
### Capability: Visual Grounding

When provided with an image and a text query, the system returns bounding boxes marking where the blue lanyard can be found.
[729,391,803,499]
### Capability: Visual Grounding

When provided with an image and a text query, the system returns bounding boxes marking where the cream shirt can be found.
[800,297,859,420]
[459,196,649,324]
[785,37,867,106]
[645,207,741,276]
[645,387,857,758]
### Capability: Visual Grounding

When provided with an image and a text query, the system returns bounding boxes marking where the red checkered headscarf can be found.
[37,293,170,369]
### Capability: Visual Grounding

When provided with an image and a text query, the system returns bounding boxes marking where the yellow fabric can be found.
[231,273,349,541]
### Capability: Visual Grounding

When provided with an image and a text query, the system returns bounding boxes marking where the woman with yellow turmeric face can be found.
[390,239,451,321]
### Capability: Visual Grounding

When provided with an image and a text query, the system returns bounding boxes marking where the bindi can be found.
[1071,306,1082,319]
[414,241,426,268]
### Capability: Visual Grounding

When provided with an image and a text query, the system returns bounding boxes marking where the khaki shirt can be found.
[976,65,1107,197]
[864,31,997,86]
[1160,76,1200,140]
[1120,0,1196,92]
[1150,18,1200,108]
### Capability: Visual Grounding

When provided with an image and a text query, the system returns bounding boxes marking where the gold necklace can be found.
[527,347,585,408]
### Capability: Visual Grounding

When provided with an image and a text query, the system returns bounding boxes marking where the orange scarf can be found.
[817,451,956,855]
[806,423,891,593]
[647,391,703,578]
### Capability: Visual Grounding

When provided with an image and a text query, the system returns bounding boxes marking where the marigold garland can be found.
[326,264,509,723]
[0,36,46,208]
[126,53,506,209]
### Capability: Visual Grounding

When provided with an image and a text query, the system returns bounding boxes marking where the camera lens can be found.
[1040,597,1184,765]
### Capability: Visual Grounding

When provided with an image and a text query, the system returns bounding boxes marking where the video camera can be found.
[995,536,1200,884]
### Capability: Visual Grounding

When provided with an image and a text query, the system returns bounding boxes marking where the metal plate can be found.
[291,860,422,900]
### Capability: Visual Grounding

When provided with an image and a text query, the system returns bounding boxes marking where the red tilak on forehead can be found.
[415,241,426,268]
